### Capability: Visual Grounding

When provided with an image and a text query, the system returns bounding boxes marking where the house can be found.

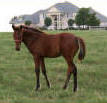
[38,7,77,29]
[9,1,107,29]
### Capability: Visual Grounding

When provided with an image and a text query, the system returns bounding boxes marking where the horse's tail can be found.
[77,37,86,61]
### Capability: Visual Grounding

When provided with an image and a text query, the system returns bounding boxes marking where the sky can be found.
[0,0,107,32]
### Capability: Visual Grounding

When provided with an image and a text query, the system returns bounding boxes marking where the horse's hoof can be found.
[35,88,38,91]
[48,83,51,88]
[48,86,50,88]
[35,88,40,91]
[63,85,67,90]
[35,85,40,91]
[73,88,77,92]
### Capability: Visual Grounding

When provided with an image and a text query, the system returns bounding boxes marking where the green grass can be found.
[0,30,107,103]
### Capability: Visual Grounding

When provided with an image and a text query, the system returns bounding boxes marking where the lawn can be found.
[0,30,107,103]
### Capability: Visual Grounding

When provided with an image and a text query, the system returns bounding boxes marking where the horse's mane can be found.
[21,25,45,34]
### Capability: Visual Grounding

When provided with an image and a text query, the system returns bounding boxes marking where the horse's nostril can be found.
[16,47,20,51]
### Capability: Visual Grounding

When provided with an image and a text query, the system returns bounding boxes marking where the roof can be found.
[54,2,79,13]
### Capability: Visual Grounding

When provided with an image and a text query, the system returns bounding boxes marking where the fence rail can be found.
[89,26,107,30]
[39,25,107,30]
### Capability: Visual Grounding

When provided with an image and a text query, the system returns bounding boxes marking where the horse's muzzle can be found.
[16,48,20,51]
[16,47,20,51]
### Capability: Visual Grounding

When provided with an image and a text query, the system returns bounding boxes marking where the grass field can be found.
[0,30,107,103]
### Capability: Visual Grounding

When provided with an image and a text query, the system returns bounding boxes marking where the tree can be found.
[25,20,32,26]
[75,8,90,29]
[44,17,52,27]
[68,19,74,28]
[87,13,100,26]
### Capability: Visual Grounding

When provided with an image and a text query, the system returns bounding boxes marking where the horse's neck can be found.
[22,31,45,52]
[23,31,37,46]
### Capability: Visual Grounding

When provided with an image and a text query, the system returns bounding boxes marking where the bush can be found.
[44,17,52,27]
[68,19,74,27]
[25,20,32,26]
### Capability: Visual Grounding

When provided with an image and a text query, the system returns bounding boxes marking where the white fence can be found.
[89,26,107,30]
[41,26,107,30]
[30,24,107,30]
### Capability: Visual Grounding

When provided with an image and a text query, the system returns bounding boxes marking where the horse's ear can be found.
[12,24,15,30]
[20,25,23,30]
[20,25,26,32]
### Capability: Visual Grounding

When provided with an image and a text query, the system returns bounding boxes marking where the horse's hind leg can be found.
[73,63,77,92]
[40,58,50,88]
[63,56,74,89]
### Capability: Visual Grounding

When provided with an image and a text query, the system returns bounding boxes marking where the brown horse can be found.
[12,25,86,92]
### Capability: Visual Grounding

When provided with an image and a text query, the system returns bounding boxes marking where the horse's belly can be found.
[44,44,61,57]
[46,52,61,58]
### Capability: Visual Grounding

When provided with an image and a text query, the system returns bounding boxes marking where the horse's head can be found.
[12,25,23,51]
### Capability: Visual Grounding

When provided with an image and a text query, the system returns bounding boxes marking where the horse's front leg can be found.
[40,57,50,88]
[34,56,41,91]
